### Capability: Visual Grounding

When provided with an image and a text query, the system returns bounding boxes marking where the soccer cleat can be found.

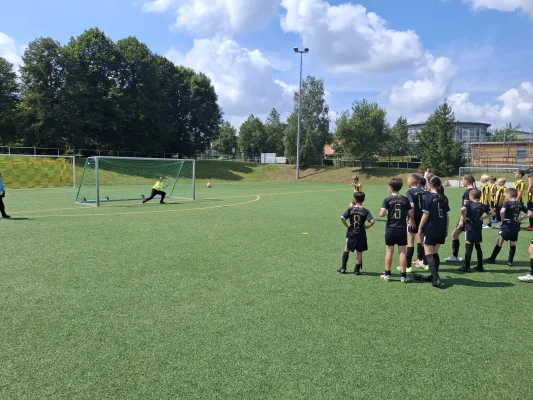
[160,201,166,204]
[527,227,533,232]
[507,262,513,267]
[354,265,362,275]
[432,278,442,288]
[445,256,463,262]
[401,276,411,283]
[411,259,420,264]
[482,226,491,229]
[458,266,470,273]
[380,274,391,281]
[2,215,11,218]
[337,267,346,274]
[396,266,413,273]
[518,274,533,282]
[483,258,495,264]
[475,265,485,272]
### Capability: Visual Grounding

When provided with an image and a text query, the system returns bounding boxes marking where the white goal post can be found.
[75,156,195,206]
[0,154,76,188]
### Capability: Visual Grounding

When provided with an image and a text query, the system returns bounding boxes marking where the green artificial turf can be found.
[1,182,532,399]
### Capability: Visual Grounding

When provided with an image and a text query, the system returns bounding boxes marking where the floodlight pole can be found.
[294,47,309,180]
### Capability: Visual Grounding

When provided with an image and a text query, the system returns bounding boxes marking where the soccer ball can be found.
[207,182,212,188]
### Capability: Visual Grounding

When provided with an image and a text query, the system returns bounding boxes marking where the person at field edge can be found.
[458,189,492,273]
[484,188,533,267]
[0,172,11,219]
[514,170,525,205]
[489,176,498,223]
[338,192,375,275]
[445,174,476,263]
[379,177,413,283]
[415,176,450,288]
[142,177,167,204]
[527,173,533,231]
[493,178,507,228]
[480,174,492,229]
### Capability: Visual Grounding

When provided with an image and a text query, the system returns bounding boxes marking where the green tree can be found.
[284,76,329,162]
[418,102,463,176]
[387,116,410,156]
[212,121,236,154]
[18,37,67,147]
[0,57,19,144]
[334,99,387,168]
[490,123,521,142]
[238,114,267,156]
[62,28,119,149]
[264,108,285,154]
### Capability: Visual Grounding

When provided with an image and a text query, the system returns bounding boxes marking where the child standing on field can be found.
[458,189,492,273]
[493,178,506,227]
[489,176,497,223]
[480,175,492,229]
[484,188,533,266]
[338,192,375,275]
[351,175,363,193]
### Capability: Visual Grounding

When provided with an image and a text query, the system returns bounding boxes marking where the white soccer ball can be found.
[207,182,212,188]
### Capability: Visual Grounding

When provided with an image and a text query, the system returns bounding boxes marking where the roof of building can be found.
[407,121,491,128]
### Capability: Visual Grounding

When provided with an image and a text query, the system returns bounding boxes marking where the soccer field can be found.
[1,181,532,399]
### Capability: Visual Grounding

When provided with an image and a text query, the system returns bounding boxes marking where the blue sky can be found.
[1,0,532,130]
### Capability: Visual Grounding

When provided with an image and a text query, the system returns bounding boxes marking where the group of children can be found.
[339,172,533,287]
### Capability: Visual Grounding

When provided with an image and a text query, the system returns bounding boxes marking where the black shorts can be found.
[528,201,533,211]
[385,229,407,246]
[455,220,465,232]
[345,235,368,252]
[499,227,519,242]
[408,217,422,234]
[465,229,482,244]
[424,235,446,246]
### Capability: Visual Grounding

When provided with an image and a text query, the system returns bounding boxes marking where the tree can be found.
[334,99,387,168]
[490,123,521,142]
[284,76,329,162]
[264,108,285,154]
[0,57,19,144]
[418,102,463,176]
[238,114,267,156]
[212,121,236,154]
[18,37,67,147]
[387,116,410,156]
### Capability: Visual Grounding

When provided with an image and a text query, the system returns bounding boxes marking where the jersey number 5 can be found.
[394,204,401,219]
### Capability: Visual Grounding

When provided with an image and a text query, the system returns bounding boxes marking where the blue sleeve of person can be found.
[341,208,351,220]
[381,197,388,210]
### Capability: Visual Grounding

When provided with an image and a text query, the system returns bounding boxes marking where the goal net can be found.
[0,155,76,188]
[75,157,195,206]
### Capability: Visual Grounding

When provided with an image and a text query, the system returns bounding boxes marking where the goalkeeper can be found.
[142,177,167,204]
[0,172,11,218]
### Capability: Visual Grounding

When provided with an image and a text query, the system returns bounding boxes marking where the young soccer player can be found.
[379,177,413,283]
[416,176,450,287]
[0,172,11,219]
[484,188,533,266]
[445,174,476,262]
[527,173,533,231]
[338,192,375,275]
[413,177,430,269]
[489,176,498,224]
[493,178,507,228]
[480,175,492,229]
[142,177,168,204]
[351,175,363,193]
[458,189,492,273]
[514,170,525,205]
[405,174,427,272]
[518,241,533,282]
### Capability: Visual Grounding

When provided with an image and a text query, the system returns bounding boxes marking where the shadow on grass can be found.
[299,168,332,179]
[3,217,33,221]
[443,277,514,288]
[195,161,256,181]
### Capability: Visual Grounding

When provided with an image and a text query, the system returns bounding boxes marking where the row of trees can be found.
[0,28,222,155]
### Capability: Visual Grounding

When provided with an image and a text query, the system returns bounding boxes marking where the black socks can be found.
[342,252,349,269]
[464,243,473,269]
[452,239,460,258]
[530,258,533,275]
[509,246,516,264]
[417,243,425,262]
[475,243,483,267]
[490,245,502,260]
[406,247,415,266]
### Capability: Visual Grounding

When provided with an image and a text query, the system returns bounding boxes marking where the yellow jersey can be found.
[481,184,491,205]
[153,181,166,191]
[514,179,525,202]
[494,186,506,207]
[353,183,363,192]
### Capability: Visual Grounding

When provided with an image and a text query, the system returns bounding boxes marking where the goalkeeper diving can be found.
[142,177,168,204]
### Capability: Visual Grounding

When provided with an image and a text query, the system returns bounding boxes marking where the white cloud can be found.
[0,32,25,69]
[165,37,295,119]
[388,53,458,111]
[141,0,279,37]
[280,0,423,73]
[463,0,533,17]
[449,82,533,128]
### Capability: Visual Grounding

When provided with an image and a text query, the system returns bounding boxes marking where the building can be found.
[470,141,533,167]
[516,130,533,141]
[407,121,491,143]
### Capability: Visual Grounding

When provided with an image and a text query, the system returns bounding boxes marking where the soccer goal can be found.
[0,154,76,188]
[75,157,195,206]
